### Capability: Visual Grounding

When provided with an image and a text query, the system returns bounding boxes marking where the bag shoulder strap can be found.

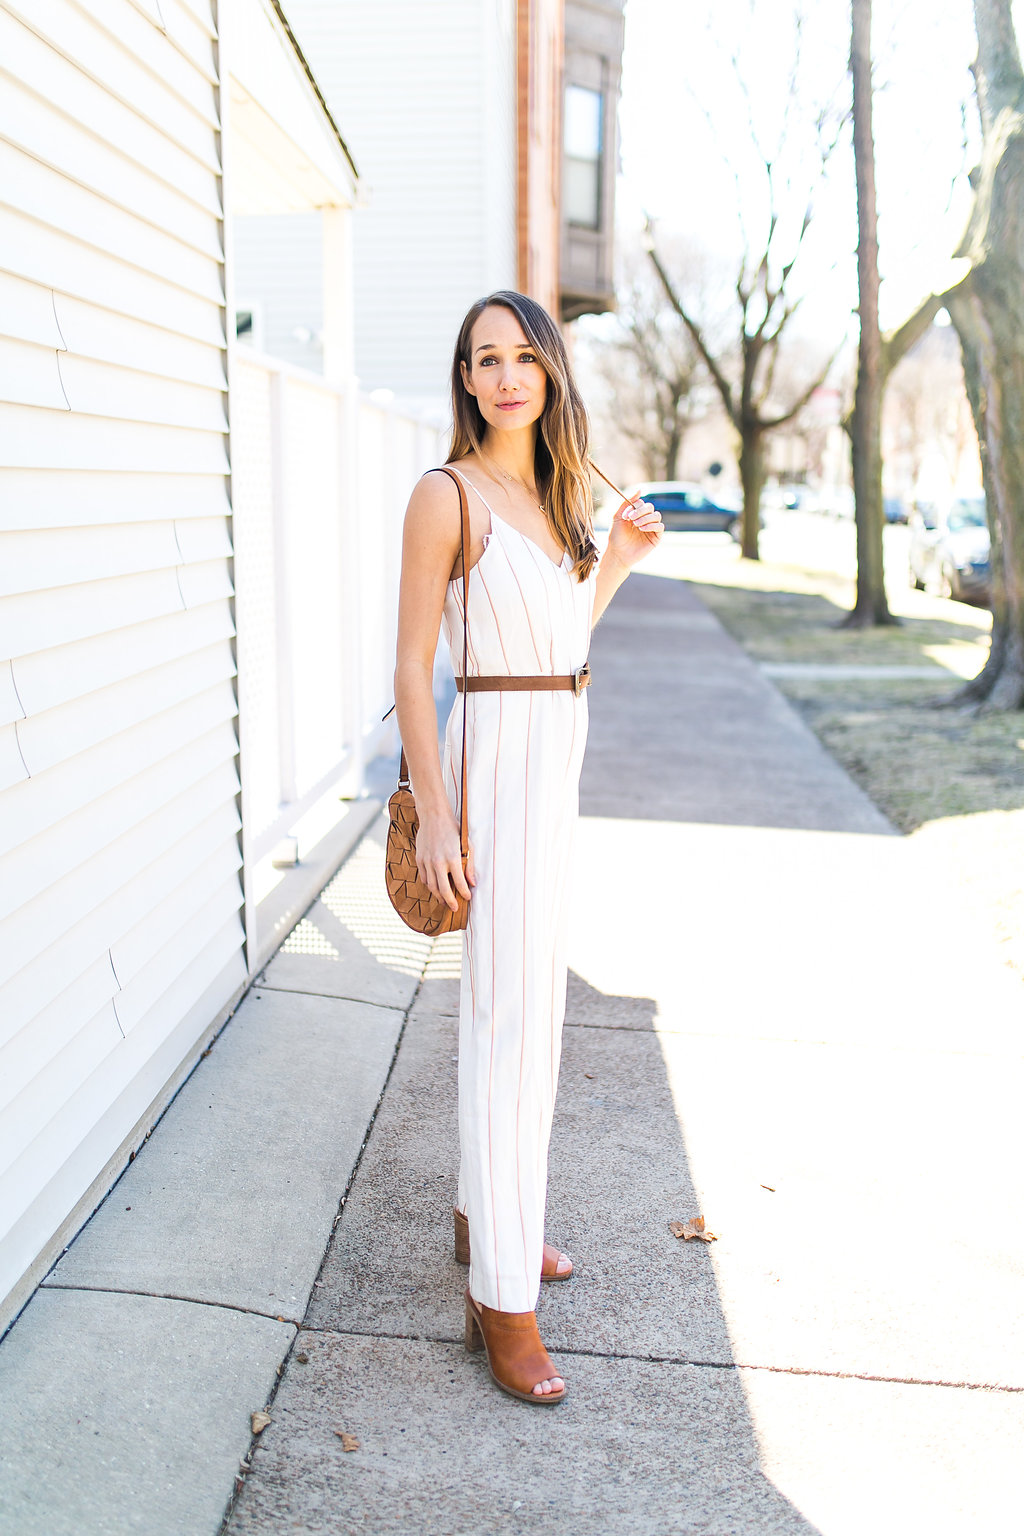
[398,465,470,863]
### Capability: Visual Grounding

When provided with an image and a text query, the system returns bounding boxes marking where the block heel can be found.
[453,1206,573,1280]
[464,1294,484,1352]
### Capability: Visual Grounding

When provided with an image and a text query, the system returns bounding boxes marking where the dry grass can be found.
[645,528,1024,981]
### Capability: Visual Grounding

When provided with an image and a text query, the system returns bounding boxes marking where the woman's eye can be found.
[519,353,536,363]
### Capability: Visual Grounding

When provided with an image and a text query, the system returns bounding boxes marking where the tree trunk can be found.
[845,0,895,626]
[738,426,765,561]
[664,413,682,480]
[942,0,1024,709]
[947,278,1024,708]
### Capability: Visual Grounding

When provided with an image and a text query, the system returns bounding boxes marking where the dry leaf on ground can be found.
[669,1216,717,1242]
[334,1431,360,1451]
[250,1410,272,1433]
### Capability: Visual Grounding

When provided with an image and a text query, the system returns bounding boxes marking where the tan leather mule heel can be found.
[464,1290,567,1405]
[453,1207,573,1280]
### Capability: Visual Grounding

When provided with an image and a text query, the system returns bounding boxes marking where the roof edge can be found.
[268,0,360,185]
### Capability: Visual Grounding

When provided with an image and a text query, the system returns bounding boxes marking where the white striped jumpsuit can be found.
[440,467,596,1314]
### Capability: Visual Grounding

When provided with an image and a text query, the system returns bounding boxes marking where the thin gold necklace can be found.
[477,448,546,514]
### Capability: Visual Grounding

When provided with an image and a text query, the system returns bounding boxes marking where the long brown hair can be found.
[447,291,598,582]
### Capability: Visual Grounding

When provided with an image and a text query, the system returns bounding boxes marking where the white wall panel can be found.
[0,337,68,412]
[0,725,29,794]
[1,825,241,1047]
[0,758,240,990]
[0,570,188,659]
[17,641,236,778]
[0,207,224,343]
[7,0,219,161]
[2,521,183,596]
[0,403,229,474]
[0,470,228,531]
[0,13,219,203]
[0,1001,124,1176]
[12,601,233,718]
[0,664,23,729]
[0,70,223,236]
[0,271,65,349]
[0,0,242,1331]
[24,0,219,119]
[0,692,238,920]
[57,356,228,433]
[53,294,225,389]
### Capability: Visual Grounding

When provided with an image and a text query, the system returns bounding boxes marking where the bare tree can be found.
[642,21,847,559]
[842,0,972,623]
[846,0,891,623]
[941,0,1024,710]
[587,255,706,482]
[645,209,841,560]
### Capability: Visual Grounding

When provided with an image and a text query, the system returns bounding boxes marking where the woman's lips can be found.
[497,401,525,410]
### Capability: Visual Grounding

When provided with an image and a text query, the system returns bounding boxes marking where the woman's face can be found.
[461,305,547,436]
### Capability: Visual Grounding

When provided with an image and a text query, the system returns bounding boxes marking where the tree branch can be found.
[645,225,737,421]
[881,279,971,379]
[762,342,843,428]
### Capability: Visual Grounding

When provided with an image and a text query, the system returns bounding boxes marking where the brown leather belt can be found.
[457,662,591,698]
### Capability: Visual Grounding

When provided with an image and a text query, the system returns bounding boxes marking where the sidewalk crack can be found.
[289,1323,1024,1394]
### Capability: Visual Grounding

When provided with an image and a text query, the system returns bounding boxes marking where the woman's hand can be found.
[605,495,664,571]
[415,806,476,913]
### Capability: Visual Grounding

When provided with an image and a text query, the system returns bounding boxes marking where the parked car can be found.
[908,494,990,603]
[884,495,909,524]
[626,481,742,539]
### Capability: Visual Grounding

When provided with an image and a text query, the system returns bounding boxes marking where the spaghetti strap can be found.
[447,464,496,531]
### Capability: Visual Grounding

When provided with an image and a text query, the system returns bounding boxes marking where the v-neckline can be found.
[446,466,569,571]
[490,509,570,572]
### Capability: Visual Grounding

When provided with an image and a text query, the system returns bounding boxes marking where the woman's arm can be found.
[592,496,664,625]
[394,472,476,911]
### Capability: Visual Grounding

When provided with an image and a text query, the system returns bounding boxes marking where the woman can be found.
[394,291,662,1405]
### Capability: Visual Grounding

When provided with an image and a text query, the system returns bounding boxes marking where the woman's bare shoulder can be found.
[404,466,464,534]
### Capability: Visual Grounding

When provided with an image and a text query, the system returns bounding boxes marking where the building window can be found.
[564,84,603,229]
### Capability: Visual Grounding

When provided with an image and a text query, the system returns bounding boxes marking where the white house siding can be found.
[233,0,518,403]
[0,0,244,1326]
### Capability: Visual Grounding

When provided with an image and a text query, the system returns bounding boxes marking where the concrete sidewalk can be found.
[1,574,1021,1536]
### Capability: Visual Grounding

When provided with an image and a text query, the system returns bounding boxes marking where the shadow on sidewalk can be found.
[224,948,821,1535]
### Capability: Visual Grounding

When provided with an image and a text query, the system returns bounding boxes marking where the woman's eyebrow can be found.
[473,341,530,354]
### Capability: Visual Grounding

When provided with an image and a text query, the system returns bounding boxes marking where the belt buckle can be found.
[573,662,591,697]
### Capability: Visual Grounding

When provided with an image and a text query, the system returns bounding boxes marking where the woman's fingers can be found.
[424,857,468,911]
[450,858,473,903]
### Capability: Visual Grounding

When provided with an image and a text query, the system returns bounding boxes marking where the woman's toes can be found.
[557,1252,571,1273]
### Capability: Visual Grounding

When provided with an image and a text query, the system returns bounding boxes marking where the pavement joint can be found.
[274,1324,1024,1395]
[253,983,415,1012]
[29,1283,305,1328]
